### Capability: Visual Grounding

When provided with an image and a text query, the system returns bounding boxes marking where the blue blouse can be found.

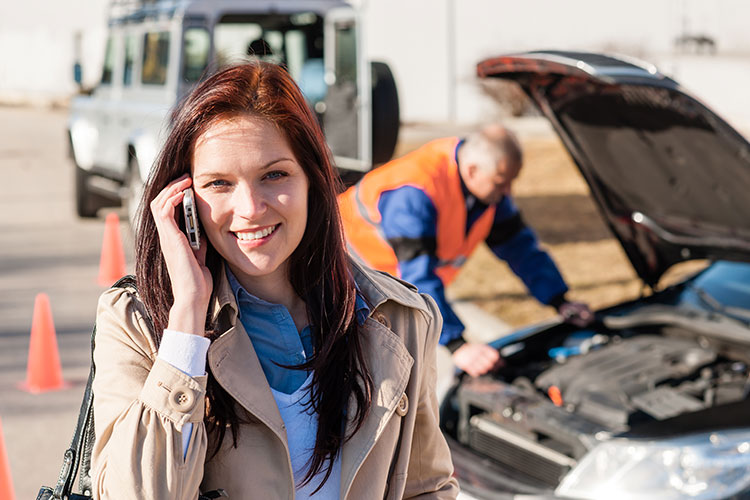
[226,267,369,394]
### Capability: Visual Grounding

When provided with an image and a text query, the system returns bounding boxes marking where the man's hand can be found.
[557,301,594,327]
[452,343,504,377]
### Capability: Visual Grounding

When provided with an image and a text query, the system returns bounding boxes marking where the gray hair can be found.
[460,124,522,174]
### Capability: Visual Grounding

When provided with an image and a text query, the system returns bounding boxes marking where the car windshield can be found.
[677,261,750,322]
[213,13,326,104]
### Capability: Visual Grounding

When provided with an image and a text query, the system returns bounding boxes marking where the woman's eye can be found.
[264,171,288,181]
[205,179,229,188]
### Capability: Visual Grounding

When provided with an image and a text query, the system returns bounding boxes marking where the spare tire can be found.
[370,61,400,165]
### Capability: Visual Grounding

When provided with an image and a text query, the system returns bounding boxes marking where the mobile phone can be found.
[182,187,201,250]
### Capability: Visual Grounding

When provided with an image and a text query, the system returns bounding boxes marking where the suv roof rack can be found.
[108,0,183,22]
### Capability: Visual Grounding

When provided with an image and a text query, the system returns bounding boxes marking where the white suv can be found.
[68,0,399,220]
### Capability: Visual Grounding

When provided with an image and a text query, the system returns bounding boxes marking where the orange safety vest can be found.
[339,137,495,286]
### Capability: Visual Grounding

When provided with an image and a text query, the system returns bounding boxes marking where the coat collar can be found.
[206,262,422,496]
[348,257,428,316]
[209,265,238,326]
[207,267,287,452]
[207,258,427,325]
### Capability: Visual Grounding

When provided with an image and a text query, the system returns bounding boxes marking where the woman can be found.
[90,62,458,499]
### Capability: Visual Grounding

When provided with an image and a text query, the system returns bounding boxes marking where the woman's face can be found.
[192,114,309,287]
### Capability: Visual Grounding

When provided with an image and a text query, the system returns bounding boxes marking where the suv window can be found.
[212,14,325,102]
[101,37,115,84]
[182,27,210,83]
[214,22,266,67]
[142,31,170,85]
[334,21,357,84]
[123,35,137,86]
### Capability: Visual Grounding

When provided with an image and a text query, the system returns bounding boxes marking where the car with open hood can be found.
[441,51,750,500]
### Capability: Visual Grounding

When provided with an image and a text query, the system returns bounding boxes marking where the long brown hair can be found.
[134,62,373,488]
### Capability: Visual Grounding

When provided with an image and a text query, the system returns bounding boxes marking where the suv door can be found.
[178,18,210,101]
[324,8,370,172]
[93,33,123,170]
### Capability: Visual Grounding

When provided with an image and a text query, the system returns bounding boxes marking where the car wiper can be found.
[688,282,750,324]
[631,212,750,252]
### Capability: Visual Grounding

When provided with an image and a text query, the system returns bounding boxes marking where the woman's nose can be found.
[234,185,267,219]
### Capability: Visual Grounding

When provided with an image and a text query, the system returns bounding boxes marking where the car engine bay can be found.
[449,317,750,487]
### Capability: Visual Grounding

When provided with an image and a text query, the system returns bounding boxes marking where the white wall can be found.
[2,0,750,129]
[0,0,107,105]
[359,0,750,126]
[359,0,452,123]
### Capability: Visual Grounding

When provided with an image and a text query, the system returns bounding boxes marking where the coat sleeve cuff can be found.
[547,292,568,309]
[444,336,467,354]
[138,357,207,430]
[158,329,210,377]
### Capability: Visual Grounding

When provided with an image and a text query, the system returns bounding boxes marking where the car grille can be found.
[467,414,575,487]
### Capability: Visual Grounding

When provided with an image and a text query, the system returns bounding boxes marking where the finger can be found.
[473,363,492,377]
[152,195,192,254]
[479,346,501,362]
[153,190,186,224]
[151,187,186,218]
[573,316,593,328]
[478,354,499,370]
[194,234,208,264]
[571,305,594,326]
[492,356,505,370]
[151,175,192,207]
[476,349,502,374]
[474,356,494,374]
[454,355,476,376]
[165,173,191,191]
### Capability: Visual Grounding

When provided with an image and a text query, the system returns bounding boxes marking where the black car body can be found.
[441,51,750,500]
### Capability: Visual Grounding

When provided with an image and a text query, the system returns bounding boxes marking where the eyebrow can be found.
[259,157,297,170]
[194,157,297,179]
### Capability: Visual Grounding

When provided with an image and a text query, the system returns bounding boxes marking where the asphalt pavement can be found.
[0,105,135,498]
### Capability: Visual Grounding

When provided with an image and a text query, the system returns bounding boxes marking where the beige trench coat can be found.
[91,261,459,499]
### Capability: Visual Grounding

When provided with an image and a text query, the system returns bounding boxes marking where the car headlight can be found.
[555,429,750,499]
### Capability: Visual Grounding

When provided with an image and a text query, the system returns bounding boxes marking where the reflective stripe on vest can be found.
[352,184,470,271]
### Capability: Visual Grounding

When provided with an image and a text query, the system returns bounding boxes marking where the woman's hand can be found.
[150,174,213,336]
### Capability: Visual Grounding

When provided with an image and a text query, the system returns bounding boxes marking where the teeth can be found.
[236,225,277,241]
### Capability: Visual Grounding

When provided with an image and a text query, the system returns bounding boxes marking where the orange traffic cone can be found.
[97,212,127,287]
[0,417,15,500]
[18,293,69,394]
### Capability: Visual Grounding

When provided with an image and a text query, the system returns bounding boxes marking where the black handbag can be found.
[36,276,226,500]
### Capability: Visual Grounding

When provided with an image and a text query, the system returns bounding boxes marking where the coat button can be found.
[373,312,391,329]
[169,384,196,412]
[395,393,408,417]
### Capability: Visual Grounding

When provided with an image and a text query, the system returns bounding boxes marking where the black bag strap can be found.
[49,275,136,499]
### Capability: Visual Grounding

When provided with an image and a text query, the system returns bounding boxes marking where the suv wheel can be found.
[371,61,400,165]
[75,165,99,218]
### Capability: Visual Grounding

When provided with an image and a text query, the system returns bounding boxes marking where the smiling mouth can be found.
[233,224,280,241]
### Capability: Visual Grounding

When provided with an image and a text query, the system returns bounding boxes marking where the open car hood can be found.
[478,50,750,286]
